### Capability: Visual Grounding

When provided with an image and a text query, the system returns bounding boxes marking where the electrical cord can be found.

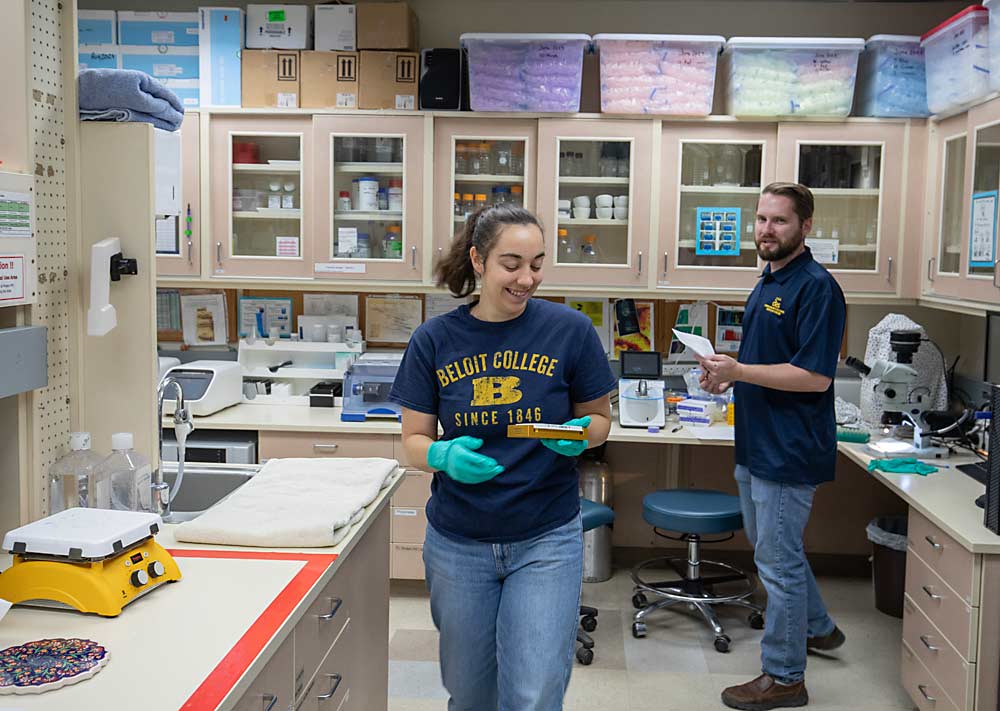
[922,337,950,403]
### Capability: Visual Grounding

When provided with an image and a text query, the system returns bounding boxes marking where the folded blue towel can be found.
[78,69,184,131]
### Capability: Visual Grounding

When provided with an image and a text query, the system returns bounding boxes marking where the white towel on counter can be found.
[175,457,398,547]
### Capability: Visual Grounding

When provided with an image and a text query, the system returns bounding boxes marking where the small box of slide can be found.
[507,424,588,441]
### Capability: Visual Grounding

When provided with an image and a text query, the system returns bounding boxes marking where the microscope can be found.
[846,329,926,427]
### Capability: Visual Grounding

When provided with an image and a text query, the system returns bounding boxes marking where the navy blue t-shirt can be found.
[734,248,846,486]
[389,298,617,543]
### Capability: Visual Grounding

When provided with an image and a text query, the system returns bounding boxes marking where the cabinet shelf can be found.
[680,185,761,194]
[335,211,403,221]
[233,163,301,174]
[558,176,630,185]
[243,367,345,380]
[234,209,302,219]
[335,162,403,174]
[809,188,881,197]
[454,174,525,183]
[560,218,628,227]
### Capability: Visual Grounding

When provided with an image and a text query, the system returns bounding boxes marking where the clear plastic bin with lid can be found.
[855,35,929,117]
[921,5,991,114]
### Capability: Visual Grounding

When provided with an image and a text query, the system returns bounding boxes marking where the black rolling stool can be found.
[630,489,764,653]
[576,497,615,665]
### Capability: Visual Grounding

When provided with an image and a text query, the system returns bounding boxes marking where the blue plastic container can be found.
[856,35,930,117]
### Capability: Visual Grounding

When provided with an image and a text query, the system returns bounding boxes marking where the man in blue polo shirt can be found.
[697,182,847,710]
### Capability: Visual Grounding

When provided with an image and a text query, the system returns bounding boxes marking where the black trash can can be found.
[867,515,908,618]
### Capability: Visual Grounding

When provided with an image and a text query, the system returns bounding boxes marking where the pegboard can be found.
[29,0,71,517]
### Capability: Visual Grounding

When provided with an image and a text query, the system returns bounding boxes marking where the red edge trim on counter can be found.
[167,549,338,710]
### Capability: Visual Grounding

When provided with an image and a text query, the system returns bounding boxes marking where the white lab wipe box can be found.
[117,11,199,47]
[921,5,991,114]
[78,10,116,45]
[198,7,244,108]
[79,45,120,71]
[121,45,200,80]
[315,4,356,52]
[721,37,864,118]
[246,5,312,50]
[593,34,724,116]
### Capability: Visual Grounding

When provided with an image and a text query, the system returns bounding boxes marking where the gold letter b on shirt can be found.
[471,376,523,406]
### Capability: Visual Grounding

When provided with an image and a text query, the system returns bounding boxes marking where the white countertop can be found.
[0,469,404,709]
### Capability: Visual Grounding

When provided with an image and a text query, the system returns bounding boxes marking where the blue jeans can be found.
[735,465,835,684]
[422,513,584,711]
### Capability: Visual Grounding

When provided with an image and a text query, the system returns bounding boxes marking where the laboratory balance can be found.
[0,508,181,617]
[618,351,666,428]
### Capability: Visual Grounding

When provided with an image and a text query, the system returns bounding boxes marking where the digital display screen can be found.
[130,552,144,565]
[166,369,213,400]
[620,351,662,378]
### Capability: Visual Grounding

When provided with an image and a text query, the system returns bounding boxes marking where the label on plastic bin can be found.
[151,30,175,44]
[153,63,183,77]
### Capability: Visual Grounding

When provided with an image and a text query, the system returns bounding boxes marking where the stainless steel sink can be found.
[160,462,258,522]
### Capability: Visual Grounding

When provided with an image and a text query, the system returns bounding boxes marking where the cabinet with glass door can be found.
[959,98,1000,302]
[210,116,312,278]
[659,123,776,289]
[536,119,653,287]
[776,122,905,293]
[924,114,968,299]
[157,112,200,278]
[432,118,535,272]
[313,115,424,282]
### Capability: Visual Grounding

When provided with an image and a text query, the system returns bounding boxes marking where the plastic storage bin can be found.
[722,37,864,118]
[593,34,724,115]
[856,35,929,117]
[921,5,990,114]
[461,33,591,112]
[987,0,1000,91]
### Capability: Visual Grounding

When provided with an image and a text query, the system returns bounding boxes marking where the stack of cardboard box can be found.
[356,3,419,110]
[242,4,312,108]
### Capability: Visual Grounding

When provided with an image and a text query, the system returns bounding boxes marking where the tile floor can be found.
[388,570,914,711]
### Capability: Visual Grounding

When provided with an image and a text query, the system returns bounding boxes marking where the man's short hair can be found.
[761,182,814,223]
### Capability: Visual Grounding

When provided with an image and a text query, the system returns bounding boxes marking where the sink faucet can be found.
[154,377,193,519]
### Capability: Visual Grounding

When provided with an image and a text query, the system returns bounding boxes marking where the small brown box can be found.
[507,423,588,441]
[357,2,418,50]
[242,49,300,108]
[301,50,359,108]
[359,50,418,110]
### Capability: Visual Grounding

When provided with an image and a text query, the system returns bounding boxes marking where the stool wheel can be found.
[575,647,594,665]
[748,612,765,630]
[631,593,648,610]
[581,615,597,633]
[631,621,647,638]
[714,635,731,653]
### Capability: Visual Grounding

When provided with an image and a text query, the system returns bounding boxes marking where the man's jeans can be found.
[735,465,836,684]
[423,513,583,711]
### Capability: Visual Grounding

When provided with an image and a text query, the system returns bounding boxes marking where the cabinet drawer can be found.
[391,543,425,580]
[903,594,975,710]
[902,640,962,711]
[908,509,980,606]
[296,618,354,711]
[391,507,427,544]
[260,431,394,461]
[235,634,295,711]
[392,471,432,507]
[294,577,351,699]
[906,548,979,661]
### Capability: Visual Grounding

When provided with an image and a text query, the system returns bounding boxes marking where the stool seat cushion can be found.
[580,498,615,531]
[642,489,743,535]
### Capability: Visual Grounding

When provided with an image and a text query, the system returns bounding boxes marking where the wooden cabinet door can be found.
[157,112,201,277]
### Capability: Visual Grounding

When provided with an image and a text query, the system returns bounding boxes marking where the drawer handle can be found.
[262,693,278,711]
[317,673,342,701]
[318,597,343,621]
[924,535,942,550]
[920,635,940,652]
[918,684,937,703]
[313,443,340,451]
[922,585,942,601]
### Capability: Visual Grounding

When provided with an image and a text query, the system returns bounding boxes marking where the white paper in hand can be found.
[672,329,716,359]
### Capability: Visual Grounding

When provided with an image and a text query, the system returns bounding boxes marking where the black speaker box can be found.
[420,48,464,110]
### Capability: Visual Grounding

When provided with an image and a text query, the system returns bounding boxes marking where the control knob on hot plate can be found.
[148,561,165,578]
[130,569,149,587]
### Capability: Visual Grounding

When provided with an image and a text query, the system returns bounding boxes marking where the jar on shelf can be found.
[455,144,468,174]
[478,142,493,175]
[599,145,616,177]
[615,146,629,178]
[388,179,403,212]
[337,191,351,212]
[580,235,599,263]
[267,181,282,209]
[357,177,379,212]
[377,188,389,211]
[474,193,488,211]
[494,142,511,175]
[558,229,578,263]
[510,185,524,206]
[375,137,394,163]
[511,143,524,175]
[383,225,403,260]
[453,192,462,217]
[462,193,475,216]
[356,233,371,258]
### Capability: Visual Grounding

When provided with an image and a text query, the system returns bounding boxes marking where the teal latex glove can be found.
[427,436,504,485]
[868,458,938,476]
[541,416,591,458]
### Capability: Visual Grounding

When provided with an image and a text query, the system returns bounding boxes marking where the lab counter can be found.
[0,469,404,710]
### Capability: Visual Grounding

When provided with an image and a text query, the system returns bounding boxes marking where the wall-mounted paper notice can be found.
[180,293,228,346]
[970,191,998,268]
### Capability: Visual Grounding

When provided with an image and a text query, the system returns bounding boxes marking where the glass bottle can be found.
[462,193,475,216]
[454,192,462,217]
[599,144,616,177]
[511,143,525,175]
[615,145,629,178]
[341,136,356,163]
[494,142,511,175]
[743,145,762,187]
[580,234,600,263]
[510,185,524,207]
[478,142,493,175]
[474,193,488,211]
[715,144,743,186]
[375,137,394,163]
[383,225,403,260]
[356,233,371,258]
[377,188,389,211]
[100,432,152,512]
[558,228,578,263]
[469,144,482,175]
[559,151,568,177]
[575,152,586,177]
[455,144,468,175]
[689,145,710,186]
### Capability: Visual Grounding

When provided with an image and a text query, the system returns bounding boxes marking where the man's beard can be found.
[756,230,805,262]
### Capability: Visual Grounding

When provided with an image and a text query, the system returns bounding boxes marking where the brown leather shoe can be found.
[721,673,809,710]
[807,625,845,652]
